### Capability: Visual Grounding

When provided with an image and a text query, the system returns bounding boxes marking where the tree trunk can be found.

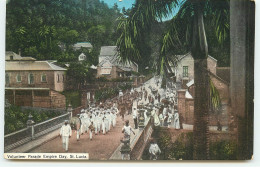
[230,0,254,160]
[191,0,210,160]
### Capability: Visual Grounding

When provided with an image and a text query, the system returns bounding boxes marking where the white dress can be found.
[173,113,180,129]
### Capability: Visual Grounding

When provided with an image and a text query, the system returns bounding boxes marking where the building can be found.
[73,42,93,51]
[173,53,230,127]
[171,52,217,84]
[96,46,138,79]
[5,52,67,109]
[78,53,87,61]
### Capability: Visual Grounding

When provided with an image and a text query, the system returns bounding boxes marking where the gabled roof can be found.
[5,61,66,71]
[176,52,217,62]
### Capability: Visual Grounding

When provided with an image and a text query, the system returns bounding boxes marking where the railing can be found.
[130,117,153,160]
[34,113,70,138]
[4,112,70,152]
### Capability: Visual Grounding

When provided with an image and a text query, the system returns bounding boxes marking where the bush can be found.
[94,83,132,102]
[62,90,81,108]
[4,105,63,134]
[142,131,237,160]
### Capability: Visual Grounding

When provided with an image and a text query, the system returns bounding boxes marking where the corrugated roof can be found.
[5,61,66,71]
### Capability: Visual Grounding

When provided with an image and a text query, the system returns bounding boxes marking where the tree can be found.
[66,62,94,90]
[116,0,229,160]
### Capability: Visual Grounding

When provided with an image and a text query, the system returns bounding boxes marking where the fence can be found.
[4,112,70,152]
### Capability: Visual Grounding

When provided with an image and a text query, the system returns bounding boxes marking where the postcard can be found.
[3,0,254,161]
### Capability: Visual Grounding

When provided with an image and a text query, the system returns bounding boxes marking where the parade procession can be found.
[59,76,181,159]
[4,0,254,162]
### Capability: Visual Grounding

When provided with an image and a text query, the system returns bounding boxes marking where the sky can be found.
[102,0,180,21]
[103,0,136,10]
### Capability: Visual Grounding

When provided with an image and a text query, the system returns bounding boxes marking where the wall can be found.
[176,54,194,82]
[54,71,65,92]
[5,71,55,89]
[5,89,66,109]
[175,54,217,83]
[50,90,66,109]
[207,57,217,75]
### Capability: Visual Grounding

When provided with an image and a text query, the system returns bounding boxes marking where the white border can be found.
[0,0,260,168]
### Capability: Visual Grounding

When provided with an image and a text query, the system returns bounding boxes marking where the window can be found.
[183,66,188,77]
[41,74,47,82]
[62,75,65,82]
[28,73,34,84]
[5,74,10,85]
[16,74,21,82]
[57,74,60,83]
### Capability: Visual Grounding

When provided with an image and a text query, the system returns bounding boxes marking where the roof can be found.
[5,61,67,71]
[100,46,118,56]
[73,42,93,49]
[177,52,217,62]
[185,91,193,99]
[5,51,36,61]
[186,79,194,87]
[98,46,138,72]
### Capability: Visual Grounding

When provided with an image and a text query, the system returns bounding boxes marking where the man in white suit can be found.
[60,120,72,152]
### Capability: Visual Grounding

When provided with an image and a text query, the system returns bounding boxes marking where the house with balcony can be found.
[5,52,67,109]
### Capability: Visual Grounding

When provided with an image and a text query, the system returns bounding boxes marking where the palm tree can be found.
[116,0,229,160]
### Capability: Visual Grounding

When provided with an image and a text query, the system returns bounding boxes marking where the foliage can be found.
[65,61,96,89]
[142,131,237,160]
[210,79,221,112]
[210,140,237,160]
[94,83,132,102]
[4,105,61,134]
[62,90,81,109]
[116,0,230,79]
[6,0,121,61]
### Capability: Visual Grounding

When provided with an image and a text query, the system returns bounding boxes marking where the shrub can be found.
[4,105,63,134]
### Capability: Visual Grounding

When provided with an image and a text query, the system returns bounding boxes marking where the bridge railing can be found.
[130,117,153,160]
[4,112,70,152]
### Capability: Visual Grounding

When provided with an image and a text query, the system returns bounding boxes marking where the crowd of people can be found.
[59,77,182,157]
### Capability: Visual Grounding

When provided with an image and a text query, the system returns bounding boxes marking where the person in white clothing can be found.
[122,120,135,142]
[159,113,164,126]
[144,109,148,122]
[149,139,161,160]
[167,112,173,128]
[173,110,180,130]
[59,120,72,152]
[101,114,106,135]
[152,107,160,127]
[132,108,138,129]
